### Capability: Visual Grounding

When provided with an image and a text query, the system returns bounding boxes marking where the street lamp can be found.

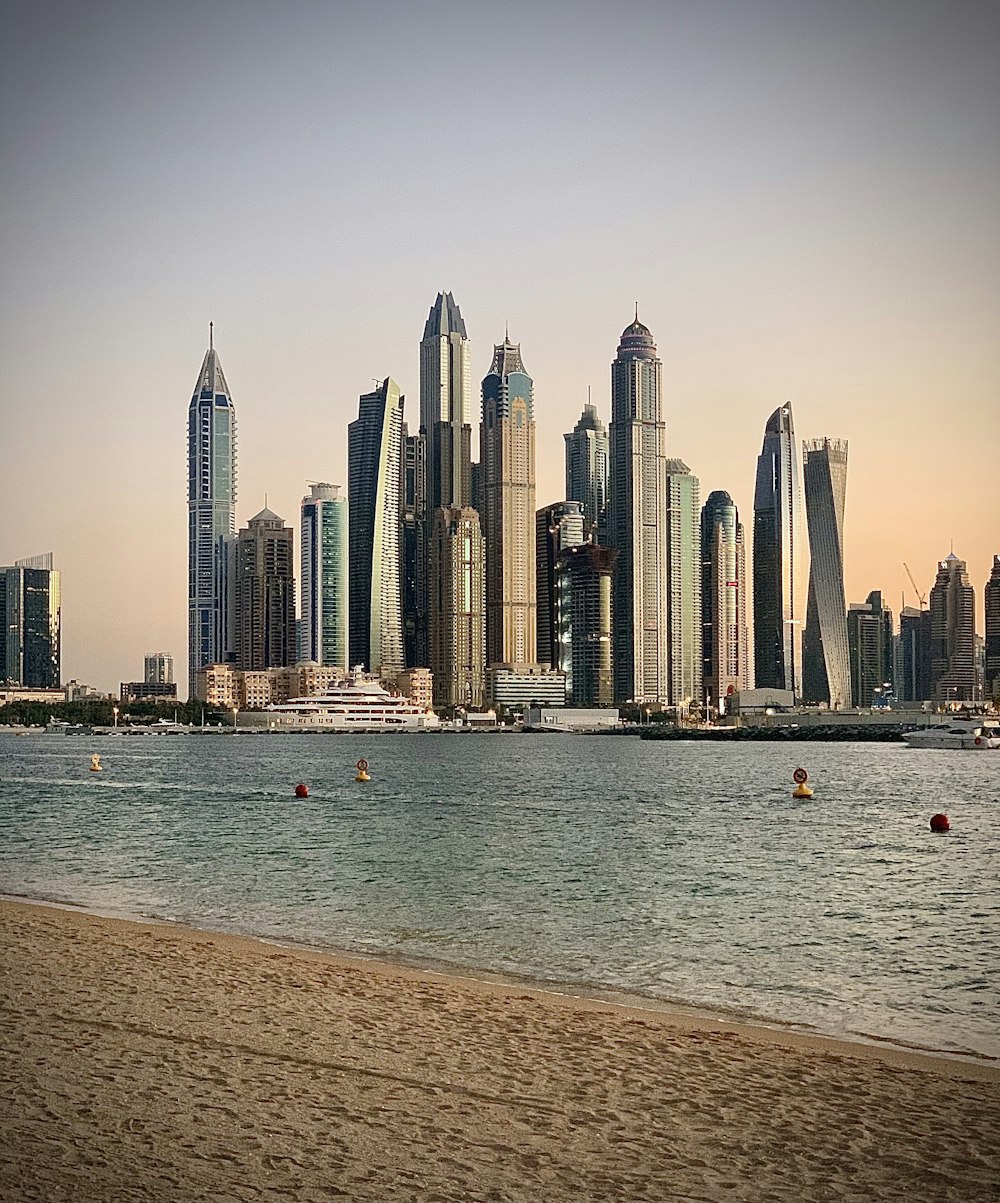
[112,705,119,730]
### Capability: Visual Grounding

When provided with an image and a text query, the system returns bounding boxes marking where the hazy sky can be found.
[2,0,998,696]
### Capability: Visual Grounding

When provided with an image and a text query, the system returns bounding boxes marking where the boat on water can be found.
[266,675,439,731]
[904,717,1000,751]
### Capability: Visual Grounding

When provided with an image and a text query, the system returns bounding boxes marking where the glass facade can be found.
[187,338,236,699]
[1,556,60,688]
[300,484,348,671]
[752,404,805,696]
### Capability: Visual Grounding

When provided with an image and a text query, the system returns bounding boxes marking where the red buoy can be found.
[294,783,309,799]
[929,812,950,833]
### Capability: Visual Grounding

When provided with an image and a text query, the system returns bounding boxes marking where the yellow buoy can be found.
[89,754,102,772]
[355,758,371,783]
[791,766,812,798]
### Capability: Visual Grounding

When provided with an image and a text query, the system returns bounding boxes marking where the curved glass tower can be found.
[348,378,404,680]
[187,329,236,700]
[752,403,804,695]
[802,438,850,707]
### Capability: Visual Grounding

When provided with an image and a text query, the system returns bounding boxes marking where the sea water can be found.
[1,730,997,1060]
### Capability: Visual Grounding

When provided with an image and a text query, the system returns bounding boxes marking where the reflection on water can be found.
[1,731,998,1058]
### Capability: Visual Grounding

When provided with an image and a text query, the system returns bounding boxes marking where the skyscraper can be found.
[187,328,236,698]
[700,491,748,712]
[300,483,348,670]
[929,553,976,703]
[419,293,483,700]
[536,501,586,671]
[802,438,851,708]
[665,460,702,711]
[430,506,485,710]
[144,652,174,685]
[898,606,933,702]
[986,555,1000,702]
[847,590,893,707]
[555,543,617,707]
[564,400,608,541]
[420,292,472,514]
[348,379,405,680]
[401,428,426,669]
[233,508,296,672]
[0,553,60,688]
[608,312,668,703]
[753,403,805,696]
[481,334,537,669]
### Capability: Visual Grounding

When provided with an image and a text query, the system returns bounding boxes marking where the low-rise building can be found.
[397,667,433,711]
[487,665,566,712]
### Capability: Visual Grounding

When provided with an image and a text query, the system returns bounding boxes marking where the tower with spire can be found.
[608,309,669,704]
[188,327,236,700]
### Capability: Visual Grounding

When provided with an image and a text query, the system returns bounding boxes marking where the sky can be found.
[2,0,998,697]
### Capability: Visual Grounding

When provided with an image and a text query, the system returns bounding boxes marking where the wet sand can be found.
[1,898,997,1202]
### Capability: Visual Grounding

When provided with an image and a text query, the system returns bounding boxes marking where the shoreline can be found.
[4,893,998,1078]
[5,890,995,1070]
[2,896,998,1202]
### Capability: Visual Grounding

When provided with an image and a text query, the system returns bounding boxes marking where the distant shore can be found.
[2,898,998,1202]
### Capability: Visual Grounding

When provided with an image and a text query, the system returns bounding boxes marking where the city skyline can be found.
[3,1,998,693]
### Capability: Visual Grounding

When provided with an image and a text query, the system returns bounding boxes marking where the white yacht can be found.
[266,674,438,731]
[904,717,1000,751]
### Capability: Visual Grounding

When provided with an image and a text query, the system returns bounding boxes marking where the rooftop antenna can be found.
[209,321,213,351]
[372,377,381,391]
[505,318,509,342]
[635,301,639,321]
[587,384,592,405]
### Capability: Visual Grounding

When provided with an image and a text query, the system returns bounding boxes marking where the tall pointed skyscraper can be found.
[802,438,850,707]
[481,333,537,669]
[419,292,484,702]
[753,403,805,696]
[420,291,472,513]
[564,400,608,541]
[187,327,236,700]
[608,311,668,703]
[348,378,405,680]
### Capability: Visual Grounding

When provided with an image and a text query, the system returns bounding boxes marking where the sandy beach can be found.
[0,899,997,1202]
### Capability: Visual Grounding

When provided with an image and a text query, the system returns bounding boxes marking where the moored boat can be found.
[903,717,1000,750]
[266,672,438,731]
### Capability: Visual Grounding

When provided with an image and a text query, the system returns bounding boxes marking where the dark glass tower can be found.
[0,553,61,688]
[187,328,236,699]
[753,404,804,695]
[986,555,1000,703]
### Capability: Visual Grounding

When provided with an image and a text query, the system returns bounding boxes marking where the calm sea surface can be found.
[1,730,997,1060]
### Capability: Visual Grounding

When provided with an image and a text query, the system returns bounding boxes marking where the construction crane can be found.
[903,563,927,610]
